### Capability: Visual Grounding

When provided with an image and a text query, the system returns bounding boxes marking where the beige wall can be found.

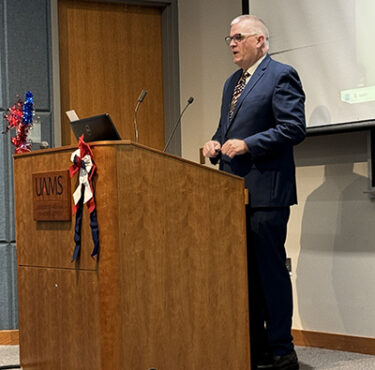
[291,131,375,337]
[178,0,241,161]
[178,2,375,338]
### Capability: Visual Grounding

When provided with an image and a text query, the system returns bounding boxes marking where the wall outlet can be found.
[286,257,292,275]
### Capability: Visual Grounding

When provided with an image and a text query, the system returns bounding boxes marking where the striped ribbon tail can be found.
[89,209,99,258]
[72,189,84,262]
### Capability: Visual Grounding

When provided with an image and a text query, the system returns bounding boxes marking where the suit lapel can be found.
[225,55,271,136]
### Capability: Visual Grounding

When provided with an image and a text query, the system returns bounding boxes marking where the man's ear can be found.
[256,34,265,48]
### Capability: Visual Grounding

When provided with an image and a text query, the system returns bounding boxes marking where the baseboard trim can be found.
[1,328,374,354]
[293,329,375,355]
[0,330,19,345]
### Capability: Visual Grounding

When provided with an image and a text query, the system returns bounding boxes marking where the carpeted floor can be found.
[1,345,375,369]
[296,346,375,369]
[0,345,20,368]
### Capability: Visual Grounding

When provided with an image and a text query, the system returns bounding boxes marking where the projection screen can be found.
[249,0,375,134]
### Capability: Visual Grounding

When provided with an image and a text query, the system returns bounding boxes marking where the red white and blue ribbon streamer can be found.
[69,135,99,261]
[2,91,34,153]
[22,91,34,125]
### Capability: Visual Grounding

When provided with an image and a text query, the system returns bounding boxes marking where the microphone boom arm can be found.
[164,97,194,152]
[134,89,147,143]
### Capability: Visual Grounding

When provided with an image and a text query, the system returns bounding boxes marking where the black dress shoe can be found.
[256,350,299,370]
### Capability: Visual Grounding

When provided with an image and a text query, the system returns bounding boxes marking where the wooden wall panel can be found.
[58,1,165,149]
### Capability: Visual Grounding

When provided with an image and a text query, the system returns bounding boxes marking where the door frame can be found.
[51,0,181,154]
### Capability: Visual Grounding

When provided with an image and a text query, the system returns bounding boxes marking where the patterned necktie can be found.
[230,72,250,119]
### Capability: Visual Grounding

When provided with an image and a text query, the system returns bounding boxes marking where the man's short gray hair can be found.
[231,15,270,50]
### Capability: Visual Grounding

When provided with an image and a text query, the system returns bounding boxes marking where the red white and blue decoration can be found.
[69,135,99,261]
[2,91,35,153]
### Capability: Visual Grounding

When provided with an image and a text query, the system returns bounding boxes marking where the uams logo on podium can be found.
[32,170,72,221]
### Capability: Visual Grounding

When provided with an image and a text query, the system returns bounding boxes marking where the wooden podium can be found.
[14,141,250,369]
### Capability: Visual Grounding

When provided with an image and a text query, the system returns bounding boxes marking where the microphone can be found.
[134,89,148,142]
[163,97,194,152]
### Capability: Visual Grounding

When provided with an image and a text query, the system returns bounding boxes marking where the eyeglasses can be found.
[225,33,258,45]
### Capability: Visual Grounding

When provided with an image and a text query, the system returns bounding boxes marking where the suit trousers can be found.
[246,206,294,359]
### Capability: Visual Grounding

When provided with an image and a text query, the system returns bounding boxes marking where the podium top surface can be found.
[13,140,133,158]
[13,140,244,182]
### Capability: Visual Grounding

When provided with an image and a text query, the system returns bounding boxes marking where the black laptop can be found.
[70,113,121,142]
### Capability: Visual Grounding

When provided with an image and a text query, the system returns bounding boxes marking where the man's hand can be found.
[203,140,221,158]
[221,139,249,158]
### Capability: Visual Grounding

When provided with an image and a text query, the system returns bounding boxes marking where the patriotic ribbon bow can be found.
[70,150,95,213]
[69,135,99,261]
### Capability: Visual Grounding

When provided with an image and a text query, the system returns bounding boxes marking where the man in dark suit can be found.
[203,15,305,370]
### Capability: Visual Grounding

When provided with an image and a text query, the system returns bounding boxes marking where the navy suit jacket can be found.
[212,54,306,208]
